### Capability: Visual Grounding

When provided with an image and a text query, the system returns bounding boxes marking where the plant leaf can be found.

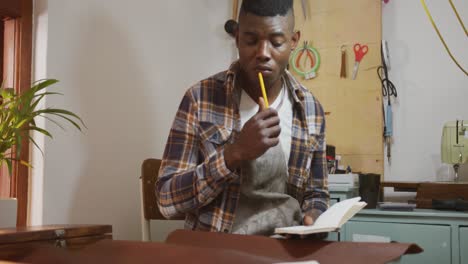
[5,158,12,176]
[24,126,53,138]
[1,78,85,178]
[28,135,44,157]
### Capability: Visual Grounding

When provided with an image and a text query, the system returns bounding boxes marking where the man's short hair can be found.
[240,0,293,17]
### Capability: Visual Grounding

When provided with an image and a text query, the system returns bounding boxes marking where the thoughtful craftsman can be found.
[156,0,328,236]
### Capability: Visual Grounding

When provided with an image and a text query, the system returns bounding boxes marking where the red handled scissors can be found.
[352,43,368,80]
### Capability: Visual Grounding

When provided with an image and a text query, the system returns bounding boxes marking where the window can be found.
[0,0,33,227]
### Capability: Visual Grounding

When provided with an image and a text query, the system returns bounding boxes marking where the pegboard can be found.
[292,0,384,175]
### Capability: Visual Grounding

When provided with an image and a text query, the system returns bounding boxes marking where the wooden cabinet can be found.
[329,188,468,263]
[345,221,450,263]
[0,225,112,261]
[460,227,468,264]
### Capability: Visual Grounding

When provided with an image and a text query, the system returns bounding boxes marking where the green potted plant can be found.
[0,79,85,172]
[0,79,84,226]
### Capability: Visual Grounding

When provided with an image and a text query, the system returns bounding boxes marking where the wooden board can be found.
[416,182,468,209]
[0,1,21,18]
[0,225,112,261]
[381,181,420,192]
[0,225,112,245]
[292,0,383,175]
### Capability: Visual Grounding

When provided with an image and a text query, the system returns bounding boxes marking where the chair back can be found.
[140,158,184,241]
[141,158,166,220]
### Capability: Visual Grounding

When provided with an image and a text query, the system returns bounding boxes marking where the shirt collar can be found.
[225,61,306,105]
[283,69,306,104]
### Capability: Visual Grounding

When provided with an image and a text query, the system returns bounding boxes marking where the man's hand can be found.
[303,209,322,226]
[299,209,327,240]
[284,213,316,240]
[224,97,281,171]
[285,210,326,240]
[303,215,315,226]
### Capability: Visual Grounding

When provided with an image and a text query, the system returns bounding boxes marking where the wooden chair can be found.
[139,158,184,241]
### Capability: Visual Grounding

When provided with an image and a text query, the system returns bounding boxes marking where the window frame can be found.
[0,0,33,227]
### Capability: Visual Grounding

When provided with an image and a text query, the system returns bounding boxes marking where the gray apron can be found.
[231,141,302,235]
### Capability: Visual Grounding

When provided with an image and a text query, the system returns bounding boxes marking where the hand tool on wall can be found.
[232,0,239,20]
[378,42,397,163]
[301,0,308,20]
[290,41,320,80]
[352,43,368,80]
[296,41,315,69]
[384,103,393,163]
[340,45,347,78]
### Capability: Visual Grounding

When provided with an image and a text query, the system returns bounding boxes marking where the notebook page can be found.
[338,202,367,226]
[313,197,362,228]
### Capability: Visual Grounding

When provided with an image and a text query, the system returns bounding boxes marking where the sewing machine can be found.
[441,120,468,182]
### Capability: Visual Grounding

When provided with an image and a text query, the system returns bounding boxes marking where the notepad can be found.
[274,197,366,235]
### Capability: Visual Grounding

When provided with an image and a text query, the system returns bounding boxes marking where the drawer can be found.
[345,221,451,264]
[461,227,468,264]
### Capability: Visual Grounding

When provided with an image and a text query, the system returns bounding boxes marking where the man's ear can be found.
[291,30,301,50]
[224,19,238,38]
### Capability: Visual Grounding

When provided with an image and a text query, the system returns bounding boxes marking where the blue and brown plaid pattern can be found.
[156,62,329,232]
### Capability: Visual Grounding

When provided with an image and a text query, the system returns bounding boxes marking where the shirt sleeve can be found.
[155,88,238,219]
[301,102,329,217]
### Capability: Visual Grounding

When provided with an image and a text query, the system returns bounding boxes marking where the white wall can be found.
[382,0,468,199]
[31,0,468,239]
[33,0,234,240]
[30,0,48,227]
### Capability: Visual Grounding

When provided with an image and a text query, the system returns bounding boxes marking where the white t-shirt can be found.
[239,85,293,165]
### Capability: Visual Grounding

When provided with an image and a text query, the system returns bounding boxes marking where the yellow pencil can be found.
[258,72,269,108]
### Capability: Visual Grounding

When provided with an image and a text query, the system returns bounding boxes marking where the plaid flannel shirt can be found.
[156,62,329,232]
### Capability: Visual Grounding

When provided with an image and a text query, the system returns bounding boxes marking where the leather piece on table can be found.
[166,229,423,264]
[19,239,282,264]
[18,229,423,264]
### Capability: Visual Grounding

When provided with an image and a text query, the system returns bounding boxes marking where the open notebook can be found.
[275,197,366,235]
